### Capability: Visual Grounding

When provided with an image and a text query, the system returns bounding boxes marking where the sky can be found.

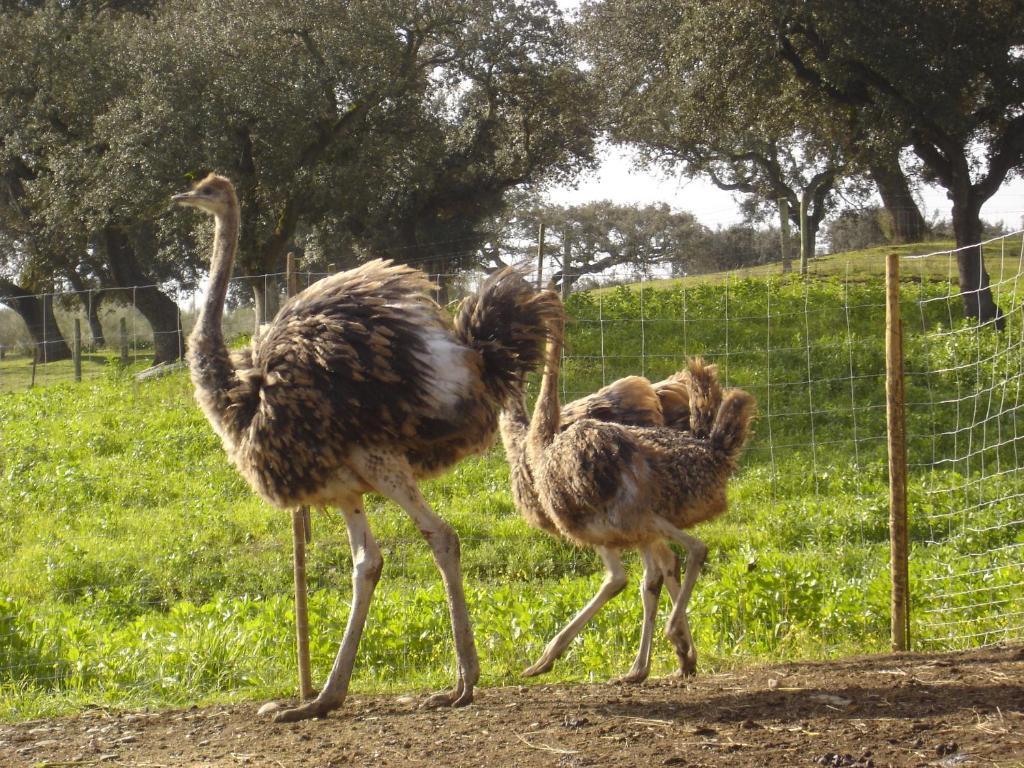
[544,143,1024,232]
[548,1,1024,232]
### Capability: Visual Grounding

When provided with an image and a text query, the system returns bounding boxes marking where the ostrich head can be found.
[172,173,237,217]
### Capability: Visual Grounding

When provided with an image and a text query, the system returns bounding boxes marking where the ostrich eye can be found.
[198,185,212,195]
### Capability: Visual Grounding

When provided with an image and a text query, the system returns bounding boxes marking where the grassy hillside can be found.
[1,253,1022,721]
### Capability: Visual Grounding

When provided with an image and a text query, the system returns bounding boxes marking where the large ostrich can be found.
[509,311,755,681]
[172,174,562,722]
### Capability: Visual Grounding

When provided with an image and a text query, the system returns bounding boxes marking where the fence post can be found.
[285,250,314,701]
[536,221,546,290]
[799,196,809,276]
[119,317,129,366]
[561,229,572,300]
[885,251,910,651]
[73,319,82,382]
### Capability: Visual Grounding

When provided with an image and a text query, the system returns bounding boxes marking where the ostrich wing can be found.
[559,375,665,430]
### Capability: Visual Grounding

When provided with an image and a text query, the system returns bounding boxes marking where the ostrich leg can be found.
[273,500,382,722]
[357,449,480,708]
[656,525,707,676]
[651,539,682,606]
[523,546,627,677]
[614,545,664,684]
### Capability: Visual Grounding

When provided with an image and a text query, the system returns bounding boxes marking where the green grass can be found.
[1,245,1022,721]
[592,235,1023,289]
[0,347,171,394]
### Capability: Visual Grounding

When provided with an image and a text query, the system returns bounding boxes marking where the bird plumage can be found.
[507,310,756,681]
[175,173,559,721]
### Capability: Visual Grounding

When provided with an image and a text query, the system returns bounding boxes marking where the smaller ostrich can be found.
[500,371,692,680]
[508,312,756,681]
[173,174,562,722]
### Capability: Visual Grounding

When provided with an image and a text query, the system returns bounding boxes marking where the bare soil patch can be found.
[2,645,1022,767]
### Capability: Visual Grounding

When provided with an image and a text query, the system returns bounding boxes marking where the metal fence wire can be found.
[1,234,1022,715]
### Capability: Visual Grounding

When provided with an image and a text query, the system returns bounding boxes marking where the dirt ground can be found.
[2,645,1022,768]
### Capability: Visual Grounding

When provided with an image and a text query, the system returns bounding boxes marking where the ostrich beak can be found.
[171,192,194,205]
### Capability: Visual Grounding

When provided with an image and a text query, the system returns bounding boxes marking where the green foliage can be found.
[0,0,597,307]
[1,271,1022,721]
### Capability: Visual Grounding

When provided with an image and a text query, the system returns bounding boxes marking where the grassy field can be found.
[1,246,1022,722]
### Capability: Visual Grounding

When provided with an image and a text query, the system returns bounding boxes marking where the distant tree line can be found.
[1,0,1020,362]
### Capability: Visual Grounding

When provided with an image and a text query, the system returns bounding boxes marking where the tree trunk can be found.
[103,226,184,364]
[870,160,927,243]
[85,293,106,348]
[251,278,281,336]
[133,287,183,364]
[0,282,73,362]
[796,193,821,271]
[951,199,1004,328]
[65,271,106,347]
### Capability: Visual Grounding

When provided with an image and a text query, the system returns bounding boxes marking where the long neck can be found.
[192,209,239,347]
[526,316,564,464]
[499,394,530,464]
[187,206,243,444]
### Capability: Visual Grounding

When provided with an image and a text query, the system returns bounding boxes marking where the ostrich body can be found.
[501,371,694,538]
[508,313,755,682]
[173,174,561,722]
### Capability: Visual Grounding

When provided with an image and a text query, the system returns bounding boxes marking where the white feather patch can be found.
[418,329,472,412]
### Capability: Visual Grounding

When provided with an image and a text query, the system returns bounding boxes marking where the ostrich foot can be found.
[669,654,697,677]
[421,678,473,709]
[522,657,555,677]
[667,630,698,677]
[676,648,697,676]
[611,667,650,685]
[260,697,340,723]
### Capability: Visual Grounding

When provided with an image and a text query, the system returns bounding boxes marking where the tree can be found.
[578,0,850,265]
[764,0,1024,325]
[2,0,597,349]
[0,1,193,363]
[490,201,711,292]
[0,158,72,360]
[314,0,598,301]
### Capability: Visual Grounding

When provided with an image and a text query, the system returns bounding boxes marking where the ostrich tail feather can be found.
[684,357,723,439]
[454,268,565,404]
[710,389,757,458]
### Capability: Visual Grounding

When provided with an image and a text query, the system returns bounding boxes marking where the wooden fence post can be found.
[120,317,129,366]
[799,196,809,276]
[286,251,315,701]
[536,221,546,290]
[73,319,82,382]
[886,252,910,651]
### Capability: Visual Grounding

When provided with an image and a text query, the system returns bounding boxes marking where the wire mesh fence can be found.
[1,234,1022,718]
[903,234,1024,647]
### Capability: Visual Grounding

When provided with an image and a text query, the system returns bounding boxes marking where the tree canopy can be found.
[0,0,597,356]
[579,0,1024,323]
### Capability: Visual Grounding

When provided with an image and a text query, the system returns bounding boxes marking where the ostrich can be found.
[507,311,755,682]
[172,173,562,722]
[500,368,704,680]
